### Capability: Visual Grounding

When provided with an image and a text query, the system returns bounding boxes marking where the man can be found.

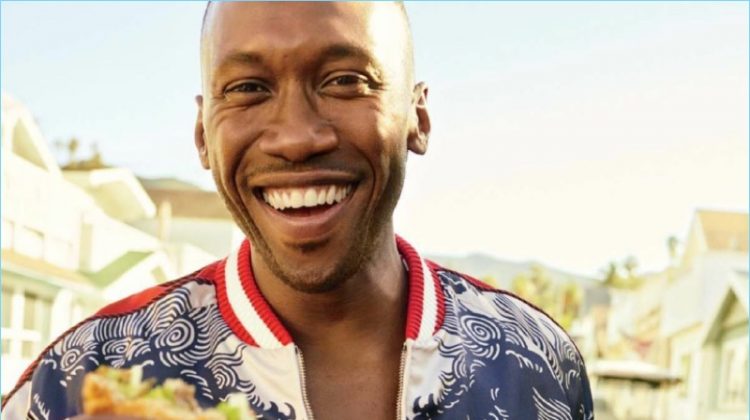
[2,3,593,419]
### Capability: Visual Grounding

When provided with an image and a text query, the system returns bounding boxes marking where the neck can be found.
[251,230,408,350]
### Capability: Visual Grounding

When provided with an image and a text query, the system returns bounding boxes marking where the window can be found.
[717,335,749,410]
[1,286,12,357]
[2,286,12,329]
[678,354,692,397]
[20,292,51,358]
[1,287,53,360]
[1,338,11,356]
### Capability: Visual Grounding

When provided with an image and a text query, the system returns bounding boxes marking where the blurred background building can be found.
[0,94,243,394]
[1,94,748,419]
[430,212,748,419]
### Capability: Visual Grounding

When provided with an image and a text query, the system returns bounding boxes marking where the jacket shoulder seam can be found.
[0,273,210,409]
[435,266,586,359]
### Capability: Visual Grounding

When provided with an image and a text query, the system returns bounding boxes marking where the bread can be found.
[81,366,255,420]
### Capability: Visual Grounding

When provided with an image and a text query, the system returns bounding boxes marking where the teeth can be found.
[303,189,317,207]
[326,186,336,205]
[317,189,326,205]
[262,185,353,211]
[290,190,303,208]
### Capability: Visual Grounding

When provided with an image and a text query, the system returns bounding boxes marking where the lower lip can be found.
[257,191,353,241]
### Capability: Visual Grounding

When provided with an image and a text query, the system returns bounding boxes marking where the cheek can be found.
[326,101,407,166]
[208,113,263,200]
[369,108,409,184]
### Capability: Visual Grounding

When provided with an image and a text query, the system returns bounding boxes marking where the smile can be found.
[250,171,362,242]
[261,184,353,211]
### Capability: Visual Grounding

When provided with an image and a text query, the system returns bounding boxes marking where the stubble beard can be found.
[250,190,396,294]
[214,161,406,294]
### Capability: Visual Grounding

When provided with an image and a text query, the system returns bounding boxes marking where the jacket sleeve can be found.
[571,360,595,420]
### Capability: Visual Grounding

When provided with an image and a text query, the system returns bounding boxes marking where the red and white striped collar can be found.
[214,236,445,349]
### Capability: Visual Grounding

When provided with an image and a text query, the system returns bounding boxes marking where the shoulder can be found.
[429,260,586,368]
[1,260,223,411]
[428,261,593,417]
[95,260,221,317]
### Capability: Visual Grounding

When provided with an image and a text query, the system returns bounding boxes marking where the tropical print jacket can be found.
[2,237,594,420]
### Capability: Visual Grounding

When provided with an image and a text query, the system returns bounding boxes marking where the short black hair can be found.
[199,2,414,88]
[201,1,410,38]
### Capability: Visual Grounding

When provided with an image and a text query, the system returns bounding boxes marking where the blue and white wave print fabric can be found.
[26,282,297,420]
[406,270,593,420]
[8,260,593,420]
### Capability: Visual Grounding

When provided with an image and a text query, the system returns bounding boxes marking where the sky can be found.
[2,1,748,278]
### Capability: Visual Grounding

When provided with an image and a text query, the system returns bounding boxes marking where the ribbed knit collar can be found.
[214,236,445,349]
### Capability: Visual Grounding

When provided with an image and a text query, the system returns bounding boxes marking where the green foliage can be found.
[601,258,644,289]
[510,264,582,330]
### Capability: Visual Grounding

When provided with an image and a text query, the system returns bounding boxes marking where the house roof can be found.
[733,269,749,311]
[145,188,233,220]
[63,168,156,222]
[696,209,748,252]
[699,271,749,345]
[88,250,154,287]
[1,249,92,285]
[2,93,62,176]
[138,177,203,191]
[661,257,748,337]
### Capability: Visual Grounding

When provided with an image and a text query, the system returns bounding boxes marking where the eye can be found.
[327,74,368,86]
[320,73,374,97]
[223,80,271,99]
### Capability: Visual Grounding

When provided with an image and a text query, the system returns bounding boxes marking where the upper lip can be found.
[249,170,361,190]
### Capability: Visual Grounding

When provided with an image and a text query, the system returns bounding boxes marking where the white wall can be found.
[165,242,220,277]
[79,210,162,273]
[101,252,173,302]
[132,217,243,259]
[665,326,702,419]
[2,153,89,270]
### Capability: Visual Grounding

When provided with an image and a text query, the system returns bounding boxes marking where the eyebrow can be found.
[318,44,374,63]
[214,43,377,75]
[314,44,385,81]
[213,51,265,75]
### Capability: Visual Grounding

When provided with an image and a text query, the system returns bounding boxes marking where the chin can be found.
[264,235,368,293]
[271,257,360,294]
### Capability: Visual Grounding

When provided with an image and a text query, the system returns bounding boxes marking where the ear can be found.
[194,95,210,169]
[407,82,431,155]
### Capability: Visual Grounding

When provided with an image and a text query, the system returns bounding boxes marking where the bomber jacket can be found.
[2,237,594,420]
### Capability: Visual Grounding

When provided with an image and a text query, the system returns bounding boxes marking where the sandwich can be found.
[81,365,256,420]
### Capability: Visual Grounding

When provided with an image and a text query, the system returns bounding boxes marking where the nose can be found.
[258,88,338,162]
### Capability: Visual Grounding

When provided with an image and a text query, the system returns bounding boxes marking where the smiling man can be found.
[2,3,593,420]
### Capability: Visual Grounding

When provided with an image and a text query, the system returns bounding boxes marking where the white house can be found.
[581,209,748,420]
[0,95,237,395]
[693,270,748,420]
[132,177,244,267]
[2,95,107,392]
[662,210,748,419]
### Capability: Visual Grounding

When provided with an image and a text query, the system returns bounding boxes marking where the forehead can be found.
[202,2,407,77]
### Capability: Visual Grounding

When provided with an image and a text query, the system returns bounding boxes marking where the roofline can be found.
[698,276,749,346]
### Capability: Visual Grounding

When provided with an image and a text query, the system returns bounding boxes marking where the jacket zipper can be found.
[295,344,409,420]
[395,344,408,420]
[295,346,316,420]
